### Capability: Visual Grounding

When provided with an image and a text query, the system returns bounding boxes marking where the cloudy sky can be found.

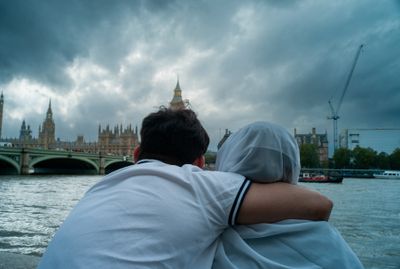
[1,0,399,152]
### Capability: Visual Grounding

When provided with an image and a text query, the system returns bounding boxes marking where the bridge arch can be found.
[30,156,99,175]
[104,160,134,174]
[0,155,20,175]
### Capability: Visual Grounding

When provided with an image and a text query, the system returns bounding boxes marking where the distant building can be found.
[0,91,3,139]
[0,93,139,157]
[54,135,98,153]
[339,128,400,154]
[6,120,36,148]
[169,80,190,110]
[294,128,329,164]
[98,124,139,156]
[19,120,32,141]
[38,100,56,149]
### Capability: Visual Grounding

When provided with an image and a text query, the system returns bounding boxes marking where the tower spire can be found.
[175,77,181,91]
[46,99,53,120]
[169,78,185,110]
[39,98,55,149]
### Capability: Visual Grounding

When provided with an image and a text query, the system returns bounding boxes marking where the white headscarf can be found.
[216,121,300,184]
[214,123,364,269]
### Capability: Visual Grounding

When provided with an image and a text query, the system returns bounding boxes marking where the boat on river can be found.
[299,173,343,183]
[373,170,400,180]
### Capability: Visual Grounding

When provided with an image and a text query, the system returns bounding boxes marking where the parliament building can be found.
[0,80,188,157]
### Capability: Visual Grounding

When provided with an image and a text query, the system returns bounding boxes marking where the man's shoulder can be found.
[181,164,243,177]
[185,167,247,189]
[94,161,246,191]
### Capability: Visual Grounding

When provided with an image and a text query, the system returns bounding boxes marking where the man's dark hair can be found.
[138,108,210,166]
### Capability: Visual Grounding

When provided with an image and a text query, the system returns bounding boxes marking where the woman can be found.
[213,121,363,269]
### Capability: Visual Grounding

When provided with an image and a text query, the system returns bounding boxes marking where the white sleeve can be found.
[228,178,252,226]
[192,170,252,228]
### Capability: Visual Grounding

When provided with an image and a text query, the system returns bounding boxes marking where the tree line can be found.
[300,144,400,170]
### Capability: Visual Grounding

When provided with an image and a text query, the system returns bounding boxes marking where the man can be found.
[38,108,332,269]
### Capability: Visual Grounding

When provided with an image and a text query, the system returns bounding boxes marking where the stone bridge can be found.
[0,147,134,175]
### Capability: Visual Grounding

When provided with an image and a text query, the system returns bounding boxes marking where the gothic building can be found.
[19,120,32,141]
[0,93,139,156]
[294,128,329,164]
[38,100,56,149]
[98,124,139,156]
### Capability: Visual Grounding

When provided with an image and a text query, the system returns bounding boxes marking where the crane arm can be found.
[328,99,336,118]
[335,44,364,114]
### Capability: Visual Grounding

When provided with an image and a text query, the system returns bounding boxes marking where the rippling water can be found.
[307,178,400,269]
[0,175,399,268]
[0,175,101,256]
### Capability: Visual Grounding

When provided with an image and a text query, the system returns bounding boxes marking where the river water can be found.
[0,175,399,268]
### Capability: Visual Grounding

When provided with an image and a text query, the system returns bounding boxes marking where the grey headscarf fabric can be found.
[216,121,300,184]
[213,121,364,269]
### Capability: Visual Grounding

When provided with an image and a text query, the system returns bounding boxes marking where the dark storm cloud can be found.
[208,0,400,130]
[0,0,149,87]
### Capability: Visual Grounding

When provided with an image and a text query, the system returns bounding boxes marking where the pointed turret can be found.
[46,99,53,119]
[20,119,32,141]
[38,98,56,149]
[169,79,186,110]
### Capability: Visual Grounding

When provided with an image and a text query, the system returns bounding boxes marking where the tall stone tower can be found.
[169,80,188,110]
[38,100,56,149]
[0,92,4,139]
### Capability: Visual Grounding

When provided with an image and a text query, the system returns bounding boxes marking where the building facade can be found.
[294,128,329,164]
[98,124,139,156]
[0,94,140,156]
[339,128,400,154]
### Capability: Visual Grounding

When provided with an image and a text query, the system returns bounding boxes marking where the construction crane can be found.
[328,44,364,151]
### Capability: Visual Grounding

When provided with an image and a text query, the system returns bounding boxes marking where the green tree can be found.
[352,146,377,169]
[389,148,400,170]
[333,148,352,169]
[300,144,320,168]
[376,152,390,169]
[204,151,216,165]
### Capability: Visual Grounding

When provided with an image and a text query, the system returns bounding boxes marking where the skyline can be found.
[1,0,399,151]
[0,97,139,142]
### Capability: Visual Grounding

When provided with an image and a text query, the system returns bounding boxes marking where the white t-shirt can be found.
[38,160,250,269]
